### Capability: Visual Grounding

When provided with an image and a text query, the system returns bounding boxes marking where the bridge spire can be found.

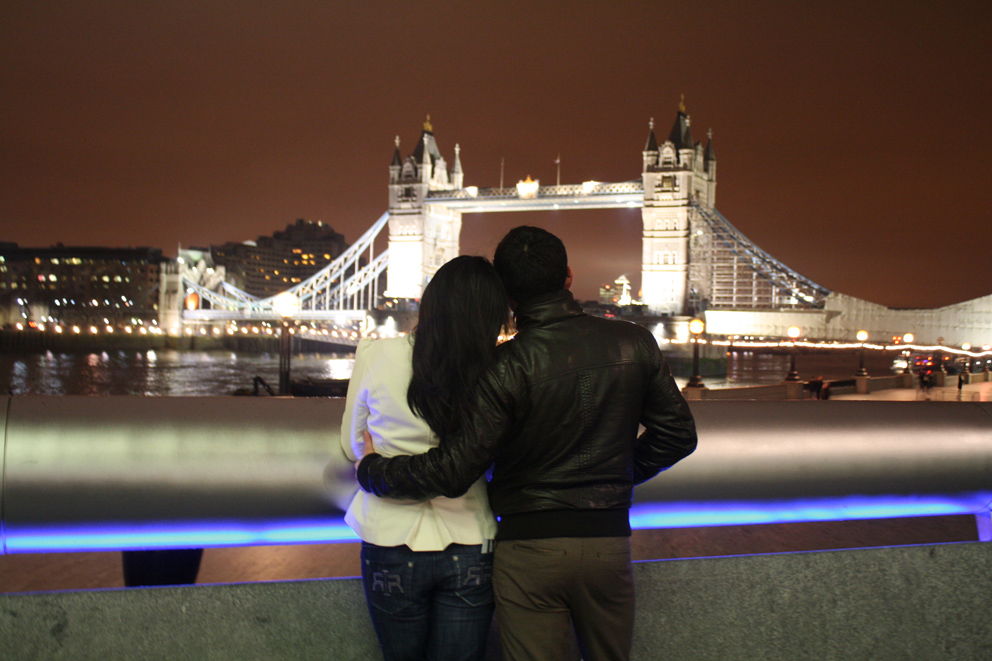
[643,117,659,172]
[453,143,463,188]
[421,133,432,184]
[389,136,402,183]
[644,117,658,152]
[668,100,693,152]
[705,129,716,176]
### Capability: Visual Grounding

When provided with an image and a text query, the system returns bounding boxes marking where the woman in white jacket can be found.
[341,255,509,661]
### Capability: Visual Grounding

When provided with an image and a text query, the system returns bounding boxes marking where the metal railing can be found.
[3,396,990,554]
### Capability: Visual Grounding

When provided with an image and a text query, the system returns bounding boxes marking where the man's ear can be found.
[564,266,573,291]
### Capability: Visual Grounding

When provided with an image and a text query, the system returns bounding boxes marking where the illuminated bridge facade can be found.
[165,104,991,346]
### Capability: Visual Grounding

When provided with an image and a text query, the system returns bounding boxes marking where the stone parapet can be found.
[2,542,990,660]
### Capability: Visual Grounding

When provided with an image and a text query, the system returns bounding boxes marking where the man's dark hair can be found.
[493,226,568,306]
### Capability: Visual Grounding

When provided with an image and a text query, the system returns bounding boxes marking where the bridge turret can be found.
[640,98,701,316]
[420,133,432,185]
[389,136,401,185]
[704,130,717,195]
[452,143,464,189]
[385,117,464,300]
[677,119,695,171]
[643,117,659,172]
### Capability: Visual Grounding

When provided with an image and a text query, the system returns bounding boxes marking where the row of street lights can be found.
[273,292,301,396]
[686,322,913,389]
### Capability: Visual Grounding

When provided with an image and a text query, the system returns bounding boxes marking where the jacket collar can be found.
[513,290,585,329]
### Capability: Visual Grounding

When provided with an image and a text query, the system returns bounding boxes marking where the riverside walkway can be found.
[831,375,992,402]
[686,371,992,402]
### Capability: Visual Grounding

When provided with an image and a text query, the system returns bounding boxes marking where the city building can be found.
[210,219,350,298]
[0,242,164,328]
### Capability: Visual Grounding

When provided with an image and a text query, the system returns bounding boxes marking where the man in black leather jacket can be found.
[358,226,697,660]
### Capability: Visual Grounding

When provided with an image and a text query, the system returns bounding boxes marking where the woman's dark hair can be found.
[407,255,509,439]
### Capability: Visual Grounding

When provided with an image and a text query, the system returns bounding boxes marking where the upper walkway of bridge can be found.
[425,180,644,212]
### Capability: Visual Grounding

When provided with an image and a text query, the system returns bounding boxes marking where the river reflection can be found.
[0,346,899,396]
[0,350,355,396]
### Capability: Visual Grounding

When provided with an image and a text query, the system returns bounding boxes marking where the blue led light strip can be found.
[8,519,360,553]
[629,493,992,529]
[6,493,992,553]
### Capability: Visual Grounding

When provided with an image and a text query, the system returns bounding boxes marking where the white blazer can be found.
[341,336,496,551]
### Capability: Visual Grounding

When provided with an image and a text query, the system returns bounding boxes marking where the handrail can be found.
[2,396,990,554]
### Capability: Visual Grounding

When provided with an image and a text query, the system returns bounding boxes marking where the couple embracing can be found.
[341,226,697,661]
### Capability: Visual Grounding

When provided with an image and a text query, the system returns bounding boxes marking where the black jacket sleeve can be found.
[632,344,698,484]
[357,372,507,500]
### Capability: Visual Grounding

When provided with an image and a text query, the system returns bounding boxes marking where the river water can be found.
[0,347,899,396]
[0,350,355,396]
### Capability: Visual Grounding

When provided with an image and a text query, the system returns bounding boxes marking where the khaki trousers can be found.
[493,537,634,661]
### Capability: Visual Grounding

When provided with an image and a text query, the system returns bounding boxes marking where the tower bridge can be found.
[165,104,991,347]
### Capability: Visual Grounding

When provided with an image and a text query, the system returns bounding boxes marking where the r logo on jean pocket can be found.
[463,563,493,587]
[371,569,405,595]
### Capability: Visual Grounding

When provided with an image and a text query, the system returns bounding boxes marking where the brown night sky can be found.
[2,1,991,309]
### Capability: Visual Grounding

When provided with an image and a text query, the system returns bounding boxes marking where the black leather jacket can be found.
[358,290,697,538]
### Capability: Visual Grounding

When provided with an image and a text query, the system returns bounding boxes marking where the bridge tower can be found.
[385,116,463,300]
[640,100,717,315]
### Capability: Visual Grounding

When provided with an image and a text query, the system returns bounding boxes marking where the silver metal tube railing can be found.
[2,397,991,554]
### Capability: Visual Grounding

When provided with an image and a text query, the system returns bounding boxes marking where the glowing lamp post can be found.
[273,292,300,396]
[902,333,914,374]
[687,318,705,388]
[856,330,869,377]
[785,326,801,382]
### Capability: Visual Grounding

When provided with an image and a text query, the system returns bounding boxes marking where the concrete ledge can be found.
[633,541,992,660]
[3,542,991,660]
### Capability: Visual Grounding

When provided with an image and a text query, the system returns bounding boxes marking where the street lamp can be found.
[785,326,801,381]
[902,333,914,374]
[856,330,869,377]
[273,292,300,396]
[687,318,705,388]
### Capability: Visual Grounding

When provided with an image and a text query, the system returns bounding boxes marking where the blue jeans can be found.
[361,541,494,661]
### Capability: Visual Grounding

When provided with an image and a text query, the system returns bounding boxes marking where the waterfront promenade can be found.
[830,376,992,402]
